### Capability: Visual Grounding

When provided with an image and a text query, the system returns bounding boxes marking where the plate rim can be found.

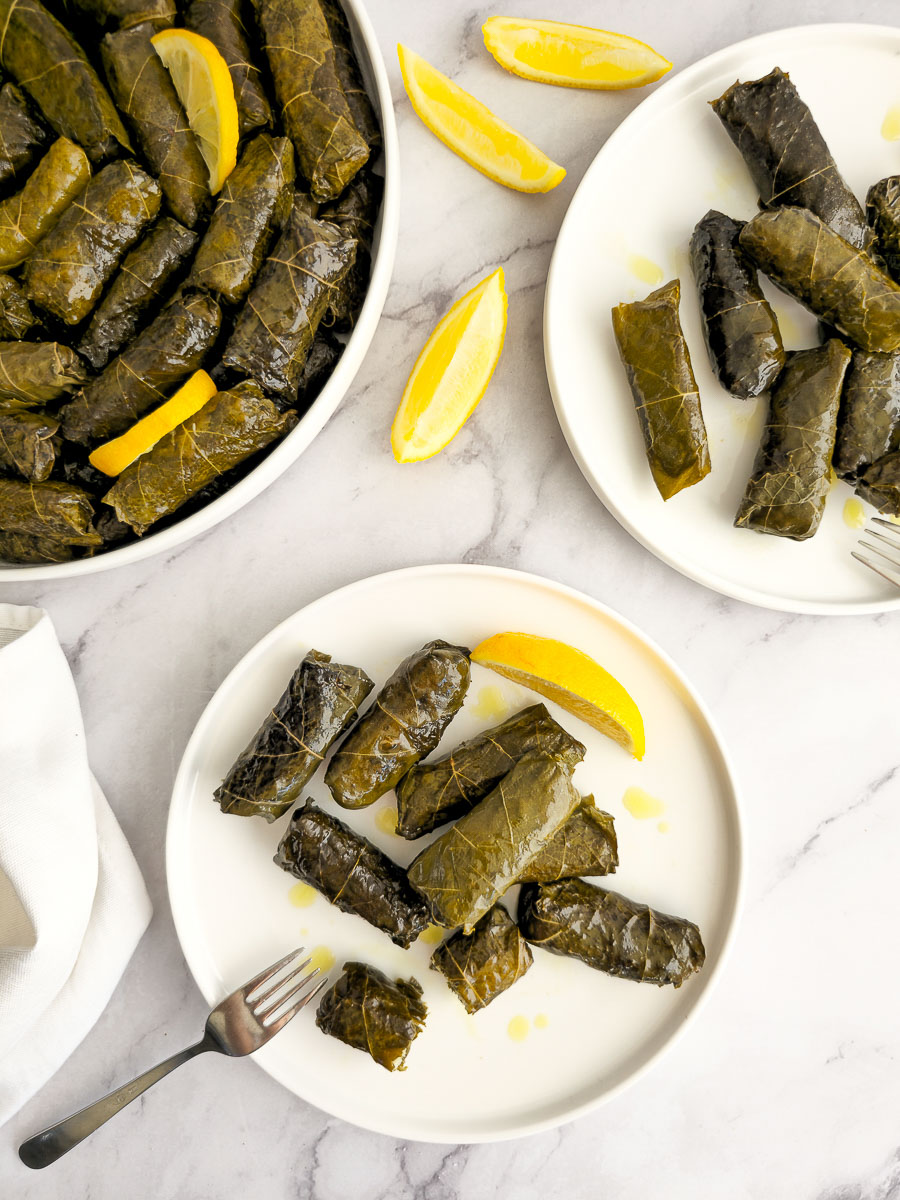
[166,561,745,1143]
[543,22,900,617]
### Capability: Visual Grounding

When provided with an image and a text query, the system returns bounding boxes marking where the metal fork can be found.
[19,947,327,1170]
[852,517,900,587]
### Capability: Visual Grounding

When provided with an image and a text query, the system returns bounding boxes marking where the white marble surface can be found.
[4,0,900,1195]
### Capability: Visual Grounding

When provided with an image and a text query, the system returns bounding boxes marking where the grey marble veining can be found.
[3,1,900,1196]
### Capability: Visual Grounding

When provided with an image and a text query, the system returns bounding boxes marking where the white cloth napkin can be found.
[0,604,152,1127]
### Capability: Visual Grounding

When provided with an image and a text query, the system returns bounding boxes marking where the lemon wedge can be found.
[471,632,645,758]
[151,28,239,192]
[391,267,507,463]
[482,17,671,90]
[89,370,218,476]
[397,44,565,193]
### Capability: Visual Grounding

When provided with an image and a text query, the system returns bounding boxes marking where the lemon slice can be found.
[151,28,239,193]
[391,267,507,463]
[482,17,671,90]
[471,632,645,758]
[89,370,218,476]
[397,43,565,193]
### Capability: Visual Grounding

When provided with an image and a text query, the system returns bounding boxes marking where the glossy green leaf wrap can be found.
[60,291,221,444]
[0,137,91,270]
[253,0,369,202]
[518,877,706,989]
[325,638,471,810]
[431,905,532,1014]
[0,0,131,163]
[185,0,272,136]
[689,209,785,398]
[518,795,618,884]
[223,200,356,400]
[408,751,580,934]
[103,380,296,533]
[0,477,100,544]
[215,648,374,821]
[735,340,850,540]
[0,275,36,340]
[24,160,161,326]
[395,702,585,840]
[866,177,900,283]
[856,450,900,516]
[0,408,58,480]
[0,529,79,562]
[78,218,198,371]
[321,0,380,150]
[0,84,47,189]
[611,278,711,500]
[711,68,870,249]
[188,134,295,305]
[739,207,900,354]
[274,800,430,947]
[320,166,382,330]
[297,328,342,407]
[315,961,427,1072]
[71,0,174,29]
[833,349,900,481]
[0,342,88,406]
[101,23,209,229]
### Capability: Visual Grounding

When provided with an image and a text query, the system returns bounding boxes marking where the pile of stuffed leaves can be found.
[315,962,427,1071]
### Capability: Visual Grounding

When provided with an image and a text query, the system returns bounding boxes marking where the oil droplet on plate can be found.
[534,1013,549,1030]
[470,685,510,721]
[308,945,335,973]
[627,254,664,286]
[623,786,665,820]
[374,805,398,836]
[288,882,317,908]
[843,497,867,529]
[882,106,900,141]
[657,820,670,834]
[507,1015,530,1042]
[419,924,444,946]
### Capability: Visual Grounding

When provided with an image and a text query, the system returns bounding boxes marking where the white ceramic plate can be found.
[545,24,900,615]
[0,0,398,581]
[167,564,743,1142]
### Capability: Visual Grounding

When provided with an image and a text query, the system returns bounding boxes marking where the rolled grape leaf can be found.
[833,349,900,481]
[274,800,430,947]
[321,0,380,150]
[325,638,470,810]
[739,207,900,354]
[518,796,618,884]
[689,209,785,398]
[855,451,900,516]
[431,905,532,1014]
[253,0,369,202]
[518,877,706,988]
[315,961,427,1072]
[297,327,342,408]
[0,477,100,544]
[395,703,585,840]
[69,0,175,29]
[0,342,88,406]
[103,380,296,533]
[78,218,198,371]
[222,200,356,400]
[101,23,209,230]
[60,291,221,444]
[0,529,80,563]
[611,278,711,500]
[320,166,382,330]
[0,84,47,189]
[215,648,374,821]
[407,751,580,933]
[0,137,91,270]
[185,0,272,136]
[735,340,850,540]
[0,275,37,340]
[867,177,900,283]
[187,134,295,305]
[0,408,58,480]
[711,68,870,249]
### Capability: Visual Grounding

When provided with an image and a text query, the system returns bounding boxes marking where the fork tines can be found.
[244,947,328,1031]
[853,517,900,587]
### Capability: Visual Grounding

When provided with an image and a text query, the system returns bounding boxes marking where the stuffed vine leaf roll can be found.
[315,962,427,1071]
[274,800,430,947]
[735,340,850,540]
[320,166,382,329]
[0,408,58,480]
[325,639,470,809]
[0,478,100,544]
[0,275,36,340]
[0,84,47,190]
[0,529,79,563]
[855,451,900,516]
[215,648,373,820]
[611,278,711,500]
[187,134,295,305]
[70,0,174,29]
[185,0,272,136]
[739,206,900,354]
[297,327,342,407]
[517,796,618,884]
[60,291,221,444]
[407,751,580,934]
[0,342,88,405]
[395,702,585,840]
[711,68,870,249]
[103,380,295,533]
[833,349,900,481]
[0,0,131,163]
[431,905,532,1014]
[253,0,369,202]
[866,177,900,283]
[518,877,705,988]
[0,137,91,270]
[77,218,198,371]
[321,0,380,150]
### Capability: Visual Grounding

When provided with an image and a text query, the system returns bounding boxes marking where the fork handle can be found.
[18,1035,215,1169]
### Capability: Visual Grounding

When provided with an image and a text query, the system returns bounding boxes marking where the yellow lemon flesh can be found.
[397,43,565,193]
[471,632,645,759]
[151,28,239,192]
[89,370,218,476]
[482,17,671,90]
[391,267,507,463]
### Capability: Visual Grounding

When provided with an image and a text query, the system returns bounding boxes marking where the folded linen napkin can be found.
[0,604,152,1127]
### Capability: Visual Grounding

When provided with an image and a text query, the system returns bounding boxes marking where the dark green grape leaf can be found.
[0,407,58,480]
[321,0,380,150]
[185,0,272,136]
[0,274,37,340]
[69,0,174,30]
[431,905,532,1014]
[0,528,80,562]
[320,166,382,330]
[833,348,900,481]
[0,137,91,270]
[0,477,100,544]
[518,795,618,884]
[0,342,88,405]
[315,961,427,1071]
[0,84,47,189]
[856,450,900,516]
[866,177,900,283]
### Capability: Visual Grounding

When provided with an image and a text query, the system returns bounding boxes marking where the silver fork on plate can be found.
[19,947,328,1170]
[852,517,900,587]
